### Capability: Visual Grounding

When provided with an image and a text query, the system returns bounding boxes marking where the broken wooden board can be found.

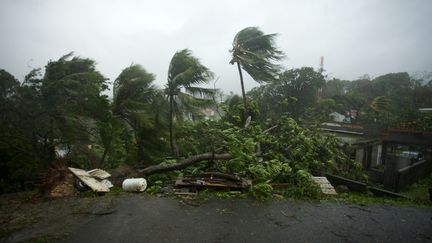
[68,167,111,192]
[312,176,338,195]
[175,176,252,191]
[87,169,111,180]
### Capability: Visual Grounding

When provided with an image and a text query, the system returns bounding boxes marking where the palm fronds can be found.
[230,27,284,83]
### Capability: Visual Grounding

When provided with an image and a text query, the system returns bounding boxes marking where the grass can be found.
[326,192,419,206]
[400,175,432,202]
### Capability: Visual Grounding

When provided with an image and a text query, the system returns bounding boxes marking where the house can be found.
[319,122,381,169]
[320,123,432,191]
[379,129,432,191]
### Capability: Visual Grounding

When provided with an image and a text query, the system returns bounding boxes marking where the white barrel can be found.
[122,178,147,192]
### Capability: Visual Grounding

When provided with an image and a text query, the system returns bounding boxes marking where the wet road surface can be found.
[63,195,432,243]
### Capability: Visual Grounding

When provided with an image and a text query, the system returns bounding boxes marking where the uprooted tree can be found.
[140,116,366,198]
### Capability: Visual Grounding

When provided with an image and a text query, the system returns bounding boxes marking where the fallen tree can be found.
[139,117,366,185]
[139,152,231,175]
[138,152,261,175]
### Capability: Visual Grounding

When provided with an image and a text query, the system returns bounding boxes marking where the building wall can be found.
[355,148,364,165]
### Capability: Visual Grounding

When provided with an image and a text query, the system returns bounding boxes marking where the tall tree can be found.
[40,53,109,149]
[165,49,214,156]
[229,26,284,119]
[107,64,164,165]
[0,53,110,191]
[112,64,157,132]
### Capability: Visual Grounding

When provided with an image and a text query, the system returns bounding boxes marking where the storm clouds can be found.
[1,0,431,94]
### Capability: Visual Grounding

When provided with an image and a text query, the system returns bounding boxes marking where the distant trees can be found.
[323,72,432,128]
[230,27,284,119]
[248,67,325,122]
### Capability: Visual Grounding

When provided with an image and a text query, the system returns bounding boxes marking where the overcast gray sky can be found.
[1,0,431,94]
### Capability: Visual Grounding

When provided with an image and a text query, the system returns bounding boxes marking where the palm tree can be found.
[112,64,157,131]
[165,49,215,156]
[104,64,162,164]
[230,26,284,119]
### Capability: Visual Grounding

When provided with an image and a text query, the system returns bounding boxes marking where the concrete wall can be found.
[355,148,364,165]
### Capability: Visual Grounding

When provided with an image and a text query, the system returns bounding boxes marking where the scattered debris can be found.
[122,178,147,192]
[174,172,252,192]
[49,171,79,198]
[270,183,292,190]
[174,192,198,196]
[68,167,113,193]
[87,169,111,180]
[160,185,174,195]
[312,177,338,195]
[37,163,78,198]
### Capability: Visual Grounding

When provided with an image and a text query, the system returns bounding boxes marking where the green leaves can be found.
[251,183,274,201]
[168,49,214,88]
[165,49,215,155]
[174,115,365,192]
[112,64,158,125]
[165,49,216,118]
[230,26,284,83]
[248,67,325,122]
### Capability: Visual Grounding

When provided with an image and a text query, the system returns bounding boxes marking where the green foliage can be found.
[401,175,432,202]
[323,72,432,130]
[251,183,273,201]
[301,98,340,124]
[248,67,325,122]
[146,180,163,195]
[173,116,365,200]
[2,43,429,198]
[282,170,321,199]
[220,94,260,126]
[230,26,284,83]
[165,49,215,155]
[230,26,284,120]
[0,54,112,192]
[109,64,168,166]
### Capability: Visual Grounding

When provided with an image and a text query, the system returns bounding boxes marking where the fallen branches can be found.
[138,152,232,175]
[138,152,261,175]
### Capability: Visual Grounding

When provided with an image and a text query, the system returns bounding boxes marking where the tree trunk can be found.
[169,95,175,156]
[236,61,249,120]
[139,152,232,175]
[138,151,262,176]
[100,146,109,166]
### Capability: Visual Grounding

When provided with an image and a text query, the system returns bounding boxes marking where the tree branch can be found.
[138,152,232,175]
[138,150,265,176]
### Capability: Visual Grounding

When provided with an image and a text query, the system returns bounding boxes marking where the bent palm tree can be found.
[104,64,163,164]
[230,26,284,118]
[165,49,215,156]
[112,64,157,130]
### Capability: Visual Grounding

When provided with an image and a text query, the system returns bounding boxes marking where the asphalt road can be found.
[62,195,432,243]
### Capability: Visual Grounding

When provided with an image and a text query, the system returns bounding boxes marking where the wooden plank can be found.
[312,176,338,195]
[68,167,110,192]
[87,169,111,180]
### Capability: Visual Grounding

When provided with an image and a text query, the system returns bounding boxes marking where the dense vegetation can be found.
[1,27,431,196]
